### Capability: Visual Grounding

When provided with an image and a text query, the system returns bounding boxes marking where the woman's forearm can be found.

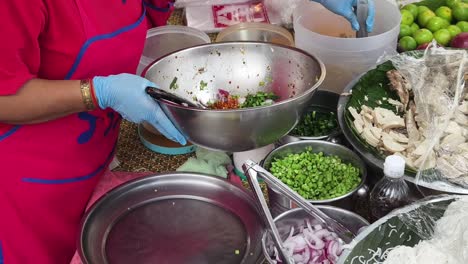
[0,79,88,124]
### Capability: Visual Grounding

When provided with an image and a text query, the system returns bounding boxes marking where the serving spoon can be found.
[355,0,369,38]
[146,87,208,109]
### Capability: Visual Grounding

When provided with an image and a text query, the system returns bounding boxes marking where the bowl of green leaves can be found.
[261,140,367,217]
[279,90,341,145]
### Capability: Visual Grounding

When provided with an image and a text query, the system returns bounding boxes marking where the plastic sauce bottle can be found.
[369,155,410,222]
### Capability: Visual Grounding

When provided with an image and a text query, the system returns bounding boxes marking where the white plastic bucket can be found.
[136,25,211,75]
[293,0,401,93]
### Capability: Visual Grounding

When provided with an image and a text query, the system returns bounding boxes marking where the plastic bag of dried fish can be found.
[388,42,468,194]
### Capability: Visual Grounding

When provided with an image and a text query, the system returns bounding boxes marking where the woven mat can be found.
[114,120,194,172]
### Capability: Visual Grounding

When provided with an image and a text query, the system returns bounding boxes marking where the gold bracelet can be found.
[80,79,96,111]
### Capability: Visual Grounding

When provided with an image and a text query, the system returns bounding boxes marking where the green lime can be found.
[402,4,419,18]
[418,10,436,27]
[399,24,413,38]
[447,0,461,9]
[399,36,418,51]
[417,6,431,15]
[447,25,462,38]
[400,9,415,25]
[457,21,468,31]
[413,28,434,45]
[410,23,420,34]
[435,6,453,22]
[453,3,468,21]
[426,16,449,32]
[434,29,452,45]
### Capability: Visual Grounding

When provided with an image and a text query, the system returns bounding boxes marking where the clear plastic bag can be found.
[384,195,468,263]
[387,42,468,194]
[338,195,466,264]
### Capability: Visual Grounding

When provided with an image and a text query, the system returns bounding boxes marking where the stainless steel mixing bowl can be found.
[142,42,326,152]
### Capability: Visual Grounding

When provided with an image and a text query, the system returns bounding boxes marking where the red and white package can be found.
[185,1,281,33]
[212,3,269,28]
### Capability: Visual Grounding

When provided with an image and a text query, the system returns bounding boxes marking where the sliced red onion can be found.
[271,223,346,264]
[218,89,230,97]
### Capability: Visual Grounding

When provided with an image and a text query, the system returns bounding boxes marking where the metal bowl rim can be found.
[261,140,368,203]
[142,41,326,113]
[78,172,263,263]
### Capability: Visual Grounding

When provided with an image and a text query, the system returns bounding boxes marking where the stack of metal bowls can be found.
[261,140,368,217]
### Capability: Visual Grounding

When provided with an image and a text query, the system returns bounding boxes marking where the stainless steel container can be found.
[79,173,265,264]
[262,206,370,264]
[261,140,368,217]
[143,42,326,152]
[278,90,342,145]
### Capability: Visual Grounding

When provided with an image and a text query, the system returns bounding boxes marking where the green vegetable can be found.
[169,77,179,90]
[200,80,208,90]
[269,147,361,200]
[291,111,338,137]
[241,92,279,108]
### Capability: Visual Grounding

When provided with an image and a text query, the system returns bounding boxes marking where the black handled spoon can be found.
[146,87,207,109]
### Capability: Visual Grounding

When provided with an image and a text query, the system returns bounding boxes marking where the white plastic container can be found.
[136,25,211,75]
[293,0,401,93]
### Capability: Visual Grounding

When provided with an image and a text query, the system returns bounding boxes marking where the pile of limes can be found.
[398,0,468,51]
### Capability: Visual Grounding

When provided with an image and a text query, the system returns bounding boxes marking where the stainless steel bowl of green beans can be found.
[261,140,367,217]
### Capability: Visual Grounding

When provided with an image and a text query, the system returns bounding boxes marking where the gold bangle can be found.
[80,79,96,111]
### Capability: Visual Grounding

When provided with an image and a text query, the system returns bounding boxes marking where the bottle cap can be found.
[383,155,406,178]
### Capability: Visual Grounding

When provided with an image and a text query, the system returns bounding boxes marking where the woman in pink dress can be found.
[0,0,373,263]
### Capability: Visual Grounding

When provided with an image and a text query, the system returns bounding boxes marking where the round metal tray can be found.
[79,173,265,264]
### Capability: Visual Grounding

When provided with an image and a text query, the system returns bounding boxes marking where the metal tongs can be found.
[243,160,355,264]
[355,0,369,38]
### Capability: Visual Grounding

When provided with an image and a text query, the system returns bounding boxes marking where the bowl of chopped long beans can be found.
[261,140,367,215]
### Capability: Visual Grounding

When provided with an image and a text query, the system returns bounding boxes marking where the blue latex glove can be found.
[313,0,375,32]
[93,73,187,145]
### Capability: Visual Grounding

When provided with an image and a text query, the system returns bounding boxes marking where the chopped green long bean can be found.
[269,147,361,200]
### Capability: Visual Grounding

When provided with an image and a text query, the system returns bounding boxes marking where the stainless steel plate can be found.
[79,173,265,264]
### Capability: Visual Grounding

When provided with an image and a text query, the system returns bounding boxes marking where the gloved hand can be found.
[313,0,375,32]
[93,73,187,145]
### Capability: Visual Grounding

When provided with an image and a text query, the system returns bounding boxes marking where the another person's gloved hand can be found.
[313,0,375,32]
[93,73,187,145]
